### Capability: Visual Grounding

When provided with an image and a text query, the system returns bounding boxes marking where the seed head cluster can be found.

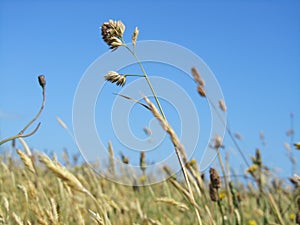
[104,71,126,86]
[101,20,125,50]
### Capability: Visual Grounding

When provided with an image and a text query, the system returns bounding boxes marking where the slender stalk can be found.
[217,151,233,212]
[123,43,202,224]
[125,45,167,120]
[207,97,250,167]
[0,123,41,145]
[143,96,202,225]
[176,148,203,225]
[124,74,145,77]
[19,86,46,135]
[267,193,285,225]
[217,195,226,225]
[0,77,46,145]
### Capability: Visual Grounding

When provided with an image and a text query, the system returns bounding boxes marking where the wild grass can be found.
[0,145,299,225]
[1,19,299,225]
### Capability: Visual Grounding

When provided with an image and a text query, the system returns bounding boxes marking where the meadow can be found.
[1,19,300,225]
[0,140,299,225]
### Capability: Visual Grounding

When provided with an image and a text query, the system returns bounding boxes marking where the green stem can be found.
[124,45,166,120]
[217,195,226,225]
[217,151,233,213]
[124,74,145,77]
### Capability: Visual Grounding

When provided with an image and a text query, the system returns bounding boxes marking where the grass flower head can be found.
[104,71,126,86]
[101,20,125,50]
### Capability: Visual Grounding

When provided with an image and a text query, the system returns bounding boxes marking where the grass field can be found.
[0,142,299,225]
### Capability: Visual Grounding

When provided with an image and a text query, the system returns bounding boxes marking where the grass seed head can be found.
[132,26,139,46]
[16,149,36,174]
[140,151,147,173]
[101,20,125,50]
[104,71,126,86]
[191,67,205,86]
[213,135,223,149]
[39,154,88,193]
[209,183,219,202]
[209,168,222,189]
[218,99,227,112]
[197,85,206,97]
[235,133,242,140]
[38,75,46,89]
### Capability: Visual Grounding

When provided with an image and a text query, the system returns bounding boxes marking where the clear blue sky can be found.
[1,1,299,178]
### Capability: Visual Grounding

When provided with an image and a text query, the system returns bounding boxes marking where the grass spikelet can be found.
[18,138,32,156]
[56,117,67,129]
[191,67,205,86]
[17,184,28,204]
[12,212,23,225]
[197,85,206,97]
[89,209,104,225]
[218,99,227,112]
[108,141,115,175]
[148,218,162,225]
[143,96,187,162]
[209,168,222,189]
[294,174,300,182]
[140,151,147,174]
[234,209,241,225]
[2,197,9,214]
[74,206,85,225]
[16,149,36,174]
[1,161,9,174]
[156,197,189,212]
[144,95,202,224]
[39,154,88,193]
[37,217,48,225]
[209,183,219,202]
[0,214,5,224]
[49,198,59,224]
[132,27,139,47]
[167,179,201,210]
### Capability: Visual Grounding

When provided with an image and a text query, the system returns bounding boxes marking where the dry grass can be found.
[0,145,299,225]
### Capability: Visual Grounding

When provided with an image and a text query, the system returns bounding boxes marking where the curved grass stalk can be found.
[206,97,250,168]
[0,75,46,146]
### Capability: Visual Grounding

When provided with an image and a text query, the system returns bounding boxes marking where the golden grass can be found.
[0,147,299,225]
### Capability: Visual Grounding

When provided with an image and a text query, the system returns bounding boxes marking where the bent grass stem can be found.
[125,45,167,120]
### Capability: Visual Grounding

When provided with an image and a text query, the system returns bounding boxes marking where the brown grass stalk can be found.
[144,95,202,225]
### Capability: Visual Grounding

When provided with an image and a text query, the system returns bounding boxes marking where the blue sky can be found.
[1,1,299,178]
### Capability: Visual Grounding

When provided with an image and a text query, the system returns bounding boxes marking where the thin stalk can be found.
[19,86,46,135]
[125,45,202,224]
[119,39,204,223]
[0,123,41,145]
[0,80,46,145]
[124,74,145,77]
[125,45,166,120]
[176,148,203,225]
[217,151,233,212]
[207,97,250,168]
[217,196,226,225]
[267,193,285,225]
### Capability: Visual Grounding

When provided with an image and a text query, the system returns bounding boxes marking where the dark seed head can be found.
[38,75,46,88]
